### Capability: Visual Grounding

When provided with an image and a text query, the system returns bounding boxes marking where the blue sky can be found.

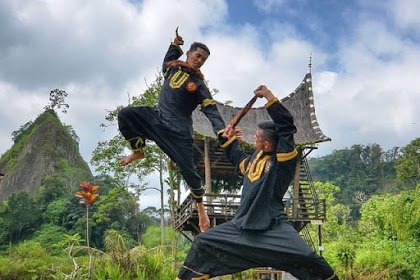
[1,0,419,208]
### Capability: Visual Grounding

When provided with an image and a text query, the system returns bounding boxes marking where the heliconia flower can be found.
[75,181,99,208]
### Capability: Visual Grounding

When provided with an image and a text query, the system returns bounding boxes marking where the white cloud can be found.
[388,0,420,30]
[309,8,420,156]
[253,0,287,13]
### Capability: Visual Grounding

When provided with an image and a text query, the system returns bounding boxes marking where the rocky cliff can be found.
[0,110,92,201]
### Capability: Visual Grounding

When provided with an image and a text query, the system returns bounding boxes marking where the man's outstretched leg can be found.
[118,106,156,165]
[119,149,145,166]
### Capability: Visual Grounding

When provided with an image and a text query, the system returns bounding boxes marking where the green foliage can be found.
[211,173,244,193]
[90,73,173,252]
[314,181,340,206]
[59,176,145,251]
[11,120,33,144]
[353,238,419,279]
[102,229,136,273]
[0,191,41,244]
[92,174,122,195]
[32,224,67,256]
[0,241,53,279]
[56,233,84,249]
[93,187,137,225]
[132,246,176,280]
[322,203,353,243]
[57,158,92,188]
[63,124,80,143]
[318,185,420,279]
[309,143,399,219]
[0,217,8,250]
[91,73,166,187]
[395,137,420,189]
[92,186,143,247]
[93,263,135,280]
[335,242,356,279]
[93,230,177,279]
[43,198,69,225]
[141,226,176,248]
[1,109,82,177]
[38,174,68,200]
[359,186,420,242]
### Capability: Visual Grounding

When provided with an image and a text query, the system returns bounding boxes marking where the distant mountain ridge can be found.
[0,109,92,201]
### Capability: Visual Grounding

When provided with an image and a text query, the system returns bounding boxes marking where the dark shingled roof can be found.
[192,72,331,145]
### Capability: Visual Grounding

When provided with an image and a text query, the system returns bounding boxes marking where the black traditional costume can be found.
[118,43,225,202]
[176,98,338,280]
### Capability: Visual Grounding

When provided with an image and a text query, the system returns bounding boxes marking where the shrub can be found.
[0,241,53,279]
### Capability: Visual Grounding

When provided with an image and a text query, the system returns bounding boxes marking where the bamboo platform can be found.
[174,193,326,236]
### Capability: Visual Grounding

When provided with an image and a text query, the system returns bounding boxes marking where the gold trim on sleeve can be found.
[171,42,184,54]
[201,98,216,107]
[276,148,298,162]
[239,158,247,175]
[220,136,236,148]
[265,97,279,108]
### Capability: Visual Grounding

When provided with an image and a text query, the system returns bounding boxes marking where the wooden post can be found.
[204,138,212,194]
[204,138,213,216]
[318,224,323,256]
[292,149,302,219]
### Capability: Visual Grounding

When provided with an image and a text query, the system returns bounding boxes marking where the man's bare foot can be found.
[119,150,145,166]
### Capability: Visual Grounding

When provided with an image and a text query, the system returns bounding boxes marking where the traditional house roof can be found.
[192,71,330,146]
[191,71,330,177]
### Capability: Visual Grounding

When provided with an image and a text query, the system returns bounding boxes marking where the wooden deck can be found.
[174,193,241,234]
[174,193,326,236]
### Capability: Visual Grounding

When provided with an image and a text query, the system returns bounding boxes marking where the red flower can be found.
[75,181,99,208]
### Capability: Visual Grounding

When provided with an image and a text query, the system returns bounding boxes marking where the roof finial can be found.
[308,53,312,73]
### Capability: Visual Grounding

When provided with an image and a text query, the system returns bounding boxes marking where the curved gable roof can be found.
[192,72,330,146]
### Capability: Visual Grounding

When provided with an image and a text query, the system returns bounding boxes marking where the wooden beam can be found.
[204,138,212,194]
[193,142,204,157]
[292,149,303,219]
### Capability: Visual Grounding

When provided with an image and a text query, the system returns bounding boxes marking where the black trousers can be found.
[177,221,338,280]
[118,106,204,197]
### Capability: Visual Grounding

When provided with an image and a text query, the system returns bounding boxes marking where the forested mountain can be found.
[308,140,419,219]
[0,108,155,254]
[0,109,92,201]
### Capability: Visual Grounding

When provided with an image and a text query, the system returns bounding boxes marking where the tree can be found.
[44,88,69,113]
[308,144,399,220]
[395,138,420,189]
[42,198,68,226]
[93,186,138,227]
[91,73,176,243]
[0,191,41,244]
[11,120,33,143]
[354,188,420,279]
[91,75,165,188]
[141,226,176,248]
[64,124,80,143]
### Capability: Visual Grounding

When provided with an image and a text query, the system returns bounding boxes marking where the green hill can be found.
[0,109,92,201]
